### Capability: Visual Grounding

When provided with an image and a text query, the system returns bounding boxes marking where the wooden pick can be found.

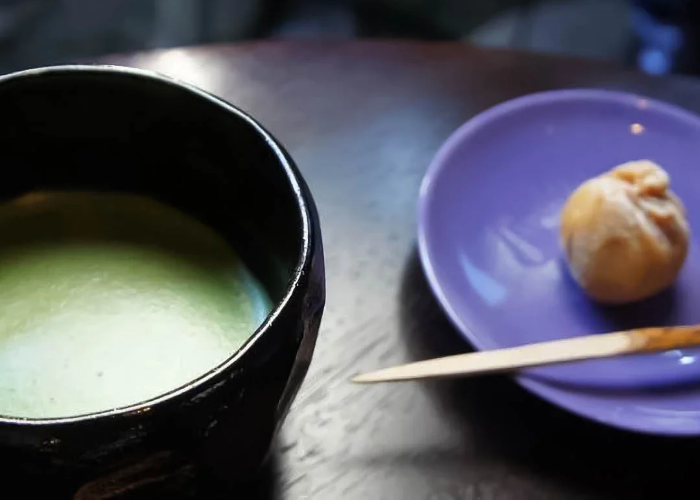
[352,325,700,384]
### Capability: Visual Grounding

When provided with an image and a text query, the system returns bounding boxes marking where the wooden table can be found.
[101,42,700,499]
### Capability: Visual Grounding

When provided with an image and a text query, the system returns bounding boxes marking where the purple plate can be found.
[418,89,700,435]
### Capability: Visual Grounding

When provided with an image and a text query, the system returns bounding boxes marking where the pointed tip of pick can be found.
[350,374,372,384]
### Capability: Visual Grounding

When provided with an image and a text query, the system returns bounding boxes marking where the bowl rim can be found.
[0,64,314,426]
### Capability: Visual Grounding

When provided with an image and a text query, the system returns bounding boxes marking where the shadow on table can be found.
[194,454,280,500]
[399,249,700,500]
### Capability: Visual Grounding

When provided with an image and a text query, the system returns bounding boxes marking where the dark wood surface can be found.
[102,42,700,499]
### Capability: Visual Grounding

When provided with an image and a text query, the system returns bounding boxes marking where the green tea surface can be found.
[0,192,270,418]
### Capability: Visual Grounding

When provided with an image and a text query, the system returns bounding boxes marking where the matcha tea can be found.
[0,191,270,418]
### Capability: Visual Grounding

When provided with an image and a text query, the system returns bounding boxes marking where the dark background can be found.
[0,0,690,75]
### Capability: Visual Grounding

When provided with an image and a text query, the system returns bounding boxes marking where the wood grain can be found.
[98,42,700,499]
[635,325,700,351]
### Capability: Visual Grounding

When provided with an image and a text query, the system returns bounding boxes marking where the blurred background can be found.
[0,0,698,76]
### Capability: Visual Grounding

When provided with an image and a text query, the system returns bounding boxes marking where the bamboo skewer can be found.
[352,325,700,384]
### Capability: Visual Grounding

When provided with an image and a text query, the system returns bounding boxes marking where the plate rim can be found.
[417,88,700,436]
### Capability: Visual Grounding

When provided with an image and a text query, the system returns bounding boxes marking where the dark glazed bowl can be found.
[0,66,324,491]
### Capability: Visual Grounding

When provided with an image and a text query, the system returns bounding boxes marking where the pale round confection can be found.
[560,160,690,304]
